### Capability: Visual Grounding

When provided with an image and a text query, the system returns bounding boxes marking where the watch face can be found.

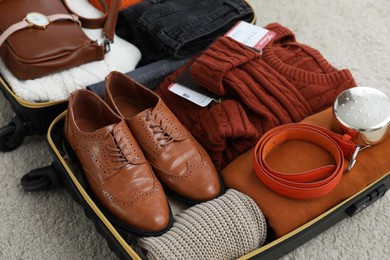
[25,12,50,28]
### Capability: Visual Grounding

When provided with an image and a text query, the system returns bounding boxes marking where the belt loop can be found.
[223,0,245,14]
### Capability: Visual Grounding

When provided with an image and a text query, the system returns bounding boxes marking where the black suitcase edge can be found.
[244,174,389,259]
[0,74,68,151]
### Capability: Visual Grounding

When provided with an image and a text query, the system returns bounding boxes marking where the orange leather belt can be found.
[253,123,358,200]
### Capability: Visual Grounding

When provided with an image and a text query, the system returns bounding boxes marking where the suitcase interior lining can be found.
[47,111,390,260]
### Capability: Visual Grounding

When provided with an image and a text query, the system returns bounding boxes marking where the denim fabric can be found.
[87,57,189,98]
[116,0,254,65]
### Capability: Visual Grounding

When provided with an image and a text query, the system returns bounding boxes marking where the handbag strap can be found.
[62,0,120,43]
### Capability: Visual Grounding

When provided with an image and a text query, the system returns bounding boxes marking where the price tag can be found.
[167,21,274,106]
[168,82,214,107]
[225,21,275,51]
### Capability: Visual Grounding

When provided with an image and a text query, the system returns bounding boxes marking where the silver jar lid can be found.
[333,86,390,145]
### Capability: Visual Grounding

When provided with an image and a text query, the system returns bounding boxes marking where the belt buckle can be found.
[333,86,390,170]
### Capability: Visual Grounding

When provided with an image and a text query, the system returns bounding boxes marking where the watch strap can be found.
[48,13,80,25]
[0,20,29,48]
[0,13,81,48]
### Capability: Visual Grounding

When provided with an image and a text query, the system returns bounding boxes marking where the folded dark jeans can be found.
[87,57,189,98]
[116,0,254,65]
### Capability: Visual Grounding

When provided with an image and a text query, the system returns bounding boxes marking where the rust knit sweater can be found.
[156,23,356,171]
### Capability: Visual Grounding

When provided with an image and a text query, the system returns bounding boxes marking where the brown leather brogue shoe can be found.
[105,71,222,203]
[64,89,172,236]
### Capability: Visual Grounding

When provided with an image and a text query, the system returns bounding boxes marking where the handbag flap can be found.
[0,0,97,61]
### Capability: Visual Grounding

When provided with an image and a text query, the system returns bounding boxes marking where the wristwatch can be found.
[0,12,81,47]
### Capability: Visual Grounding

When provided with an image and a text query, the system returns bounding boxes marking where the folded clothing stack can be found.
[136,189,267,260]
[116,0,254,65]
[156,23,356,170]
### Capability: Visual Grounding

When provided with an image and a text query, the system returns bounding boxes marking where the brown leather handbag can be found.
[0,0,119,80]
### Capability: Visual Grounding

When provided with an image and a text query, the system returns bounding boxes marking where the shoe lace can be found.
[105,130,134,170]
[146,111,178,147]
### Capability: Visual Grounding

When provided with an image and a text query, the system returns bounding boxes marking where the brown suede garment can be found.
[221,107,390,237]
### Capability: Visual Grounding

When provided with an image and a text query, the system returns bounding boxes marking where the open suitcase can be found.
[22,108,389,259]
[22,55,390,259]
[2,1,389,259]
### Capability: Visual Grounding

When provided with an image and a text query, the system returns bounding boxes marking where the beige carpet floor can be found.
[0,0,389,259]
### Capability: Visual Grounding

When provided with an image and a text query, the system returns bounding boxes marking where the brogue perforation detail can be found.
[186,147,209,170]
[104,125,144,170]
[157,168,192,183]
[117,124,144,161]
[87,173,160,206]
[156,104,188,138]
[74,138,110,174]
[75,144,112,178]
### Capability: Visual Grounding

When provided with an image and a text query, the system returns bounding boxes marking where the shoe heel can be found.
[63,137,78,164]
[62,135,91,189]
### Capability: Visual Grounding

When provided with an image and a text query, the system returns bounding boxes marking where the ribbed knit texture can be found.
[136,189,267,260]
[156,23,356,170]
[262,23,356,113]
